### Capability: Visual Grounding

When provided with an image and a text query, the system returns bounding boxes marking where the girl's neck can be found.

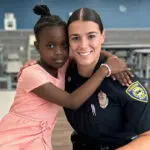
[77,60,98,78]
[39,60,58,78]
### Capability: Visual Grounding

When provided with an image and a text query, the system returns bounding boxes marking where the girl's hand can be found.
[105,56,127,74]
[104,55,133,86]
[111,70,134,87]
[101,52,133,86]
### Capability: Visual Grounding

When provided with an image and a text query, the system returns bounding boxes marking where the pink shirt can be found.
[10,63,67,121]
[0,60,69,149]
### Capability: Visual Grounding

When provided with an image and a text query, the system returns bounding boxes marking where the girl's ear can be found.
[34,41,39,52]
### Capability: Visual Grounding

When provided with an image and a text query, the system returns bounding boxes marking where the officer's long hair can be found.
[33,5,67,40]
[67,8,104,34]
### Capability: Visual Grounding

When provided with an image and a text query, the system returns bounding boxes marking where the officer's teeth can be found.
[79,51,91,56]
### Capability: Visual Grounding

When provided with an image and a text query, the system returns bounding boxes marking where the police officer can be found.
[64,7,150,150]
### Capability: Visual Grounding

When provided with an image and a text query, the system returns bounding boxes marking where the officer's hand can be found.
[111,70,134,87]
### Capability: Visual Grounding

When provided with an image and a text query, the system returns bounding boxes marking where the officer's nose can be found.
[79,38,88,50]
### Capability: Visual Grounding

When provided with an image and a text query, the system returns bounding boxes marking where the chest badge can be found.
[126,81,148,103]
[98,91,109,109]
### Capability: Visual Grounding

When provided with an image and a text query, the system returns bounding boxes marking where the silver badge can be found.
[98,91,109,109]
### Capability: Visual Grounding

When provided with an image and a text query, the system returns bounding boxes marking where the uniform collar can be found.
[93,56,105,74]
[72,55,105,79]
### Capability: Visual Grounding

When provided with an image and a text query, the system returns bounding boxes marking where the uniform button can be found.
[68,76,71,82]
[101,146,109,150]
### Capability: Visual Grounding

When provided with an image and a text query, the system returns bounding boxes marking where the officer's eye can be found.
[71,36,79,41]
[47,44,55,49]
[88,34,96,40]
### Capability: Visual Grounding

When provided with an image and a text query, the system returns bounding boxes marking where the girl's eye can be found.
[47,44,55,49]
[88,34,96,40]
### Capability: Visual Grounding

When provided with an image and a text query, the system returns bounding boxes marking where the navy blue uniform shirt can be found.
[64,57,150,146]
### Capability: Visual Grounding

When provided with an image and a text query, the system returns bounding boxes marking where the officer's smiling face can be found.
[68,20,105,67]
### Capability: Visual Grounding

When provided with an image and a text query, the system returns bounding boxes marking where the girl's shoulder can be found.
[17,63,52,93]
[19,64,41,77]
[18,60,50,79]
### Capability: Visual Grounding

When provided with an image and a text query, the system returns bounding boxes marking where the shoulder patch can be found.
[126,81,148,103]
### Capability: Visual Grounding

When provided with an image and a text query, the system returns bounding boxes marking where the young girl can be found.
[0,5,128,150]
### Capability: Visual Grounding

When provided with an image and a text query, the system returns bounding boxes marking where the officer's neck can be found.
[77,60,98,78]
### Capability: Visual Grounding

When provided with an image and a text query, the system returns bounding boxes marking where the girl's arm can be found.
[32,56,127,109]
[32,65,108,109]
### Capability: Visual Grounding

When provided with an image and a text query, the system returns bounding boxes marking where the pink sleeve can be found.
[18,66,50,93]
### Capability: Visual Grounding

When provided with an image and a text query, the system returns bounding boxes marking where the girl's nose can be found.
[55,47,63,55]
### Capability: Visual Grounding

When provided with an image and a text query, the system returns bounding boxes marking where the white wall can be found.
[0,91,15,119]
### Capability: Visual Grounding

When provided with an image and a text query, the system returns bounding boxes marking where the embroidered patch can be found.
[126,81,148,103]
[98,91,109,109]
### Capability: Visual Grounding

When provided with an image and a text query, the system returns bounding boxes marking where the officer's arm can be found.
[117,79,150,150]
[117,130,150,150]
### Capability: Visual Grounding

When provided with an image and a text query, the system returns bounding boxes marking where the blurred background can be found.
[0,0,150,149]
